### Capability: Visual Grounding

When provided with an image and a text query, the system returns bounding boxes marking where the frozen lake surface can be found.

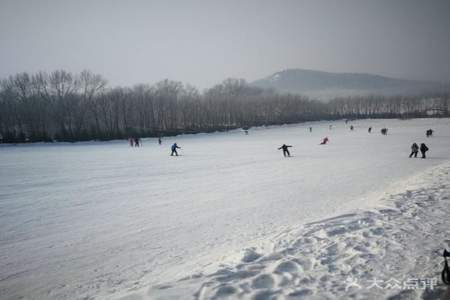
[1,118,450,299]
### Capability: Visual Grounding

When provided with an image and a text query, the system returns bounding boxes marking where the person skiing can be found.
[426,129,433,137]
[368,127,372,133]
[350,125,354,131]
[320,137,329,145]
[128,137,134,147]
[158,137,162,145]
[171,143,181,156]
[409,142,419,158]
[309,127,312,132]
[134,137,140,147]
[278,144,292,157]
[420,143,429,159]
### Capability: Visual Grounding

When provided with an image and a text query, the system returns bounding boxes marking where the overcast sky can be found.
[1,0,449,89]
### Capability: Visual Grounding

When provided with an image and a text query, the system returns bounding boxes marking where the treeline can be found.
[0,70,449,143]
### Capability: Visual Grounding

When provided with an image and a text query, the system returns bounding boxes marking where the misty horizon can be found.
[1,0,450,89]
[3,66,449,92]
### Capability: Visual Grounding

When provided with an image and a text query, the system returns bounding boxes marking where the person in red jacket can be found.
[320,137,329,145]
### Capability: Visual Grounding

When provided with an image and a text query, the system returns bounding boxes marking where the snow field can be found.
[0,118,450,300]
[146,162,450,299]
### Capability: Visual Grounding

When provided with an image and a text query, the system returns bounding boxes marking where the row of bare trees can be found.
[0,70,449,143]
[328,94,449,118]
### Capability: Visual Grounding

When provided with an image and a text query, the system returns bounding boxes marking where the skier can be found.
[350,125,354,131]
[128,137,134,147]
[320,137,329,145]
[381,128,388,135]
[409,143,419,158]
[158,137,162,145]
[426,129,433,137]
[309,127,312,132]
[368,127,372,133]
[420,143,429,159]
[278,144,292,157]
[171,143,181,156]
[134,137,140,147]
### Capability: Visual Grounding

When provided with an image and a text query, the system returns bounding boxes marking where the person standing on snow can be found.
[278,144,292,157]
[171,143,181,156]
[420,143,429,159]
[368,127,372,133]
[409,143,419,158]
[158,137,162,145]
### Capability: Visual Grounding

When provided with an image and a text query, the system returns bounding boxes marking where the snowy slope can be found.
[1,118,450,300]
[146,162,450,299]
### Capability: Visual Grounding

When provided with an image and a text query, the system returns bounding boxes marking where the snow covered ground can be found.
[148,161,450,300]
[1,118,450,300]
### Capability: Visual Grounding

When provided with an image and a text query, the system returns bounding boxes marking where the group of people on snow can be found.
[350,125,388,135]
[128,135,182,156]
[128,137,141,147]
[408,129,434,159]
[279,125,434,158]
[131,124,434,159]
[409,143,429,158]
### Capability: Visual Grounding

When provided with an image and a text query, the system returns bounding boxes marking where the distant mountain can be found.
[251,69,449,100]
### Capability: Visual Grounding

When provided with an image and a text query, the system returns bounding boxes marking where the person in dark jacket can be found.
[320,137,329,145]
[171,143,181,156]
[409,143,419,158]
[278,144,292,157]
[420,143,429,159]
[368,127,372,133]
[158,137,162,145]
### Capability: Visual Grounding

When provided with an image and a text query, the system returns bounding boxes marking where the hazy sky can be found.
[1,0,449,88]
